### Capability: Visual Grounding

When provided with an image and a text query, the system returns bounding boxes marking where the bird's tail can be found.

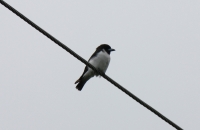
[75,79,87,91]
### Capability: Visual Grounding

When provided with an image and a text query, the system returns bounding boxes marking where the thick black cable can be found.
[0,1,183,130]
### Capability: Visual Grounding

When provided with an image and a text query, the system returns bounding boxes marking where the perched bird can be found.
[75,44,115,91]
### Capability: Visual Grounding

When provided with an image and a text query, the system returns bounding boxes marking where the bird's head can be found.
[97,44,115,54]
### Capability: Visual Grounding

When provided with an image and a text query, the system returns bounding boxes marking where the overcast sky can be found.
[0,0,200,130]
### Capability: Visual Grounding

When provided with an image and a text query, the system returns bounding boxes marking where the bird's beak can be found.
[109,48,115,52]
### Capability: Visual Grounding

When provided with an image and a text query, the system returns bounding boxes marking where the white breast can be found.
[81,50,111,80]
[89,49,110,75]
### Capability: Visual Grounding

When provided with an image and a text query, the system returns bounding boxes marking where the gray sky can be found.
[0,0,200,130]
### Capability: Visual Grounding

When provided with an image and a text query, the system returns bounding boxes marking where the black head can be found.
[96,44,115,54]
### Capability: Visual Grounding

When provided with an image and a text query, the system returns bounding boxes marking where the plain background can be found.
[0,0,200,130]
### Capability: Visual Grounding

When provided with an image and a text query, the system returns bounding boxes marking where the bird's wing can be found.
[88,49,101,62]
[75,66,88,84]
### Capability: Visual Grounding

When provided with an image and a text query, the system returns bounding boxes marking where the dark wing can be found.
[75,66,88,84]
[75,48,102,84]
[88,48,102,62]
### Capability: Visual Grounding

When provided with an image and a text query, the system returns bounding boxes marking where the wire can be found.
[0,1,183,130]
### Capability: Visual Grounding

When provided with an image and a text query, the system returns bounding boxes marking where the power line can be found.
[0,1,183,130]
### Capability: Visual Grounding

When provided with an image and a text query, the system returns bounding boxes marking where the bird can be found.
[75,44,115,91]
